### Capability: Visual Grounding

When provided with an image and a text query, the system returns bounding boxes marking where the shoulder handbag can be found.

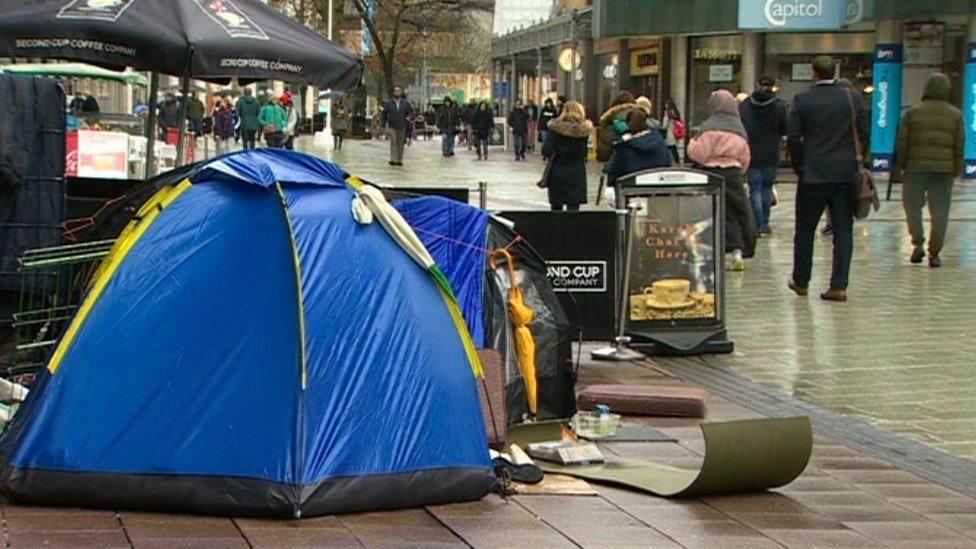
[846,90,880,220]
[537,155,554,188]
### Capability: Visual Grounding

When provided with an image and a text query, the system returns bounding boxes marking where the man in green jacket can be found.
[236,89,261,150]
[895,73,964,268]
[257,95,287,149]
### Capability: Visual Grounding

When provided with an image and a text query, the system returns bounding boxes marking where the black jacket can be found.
[471,107,494,139]
[787,82,869,184]
[539,106,558,131]
[608,131,673,182]
[740,90,788,169]
[0,76,66,294]
[437,104,461,134]
[507,107,529,135]
[382,98,414,131]
[462,103,478,124]
[157,100,181,129]
[542,118,592,206]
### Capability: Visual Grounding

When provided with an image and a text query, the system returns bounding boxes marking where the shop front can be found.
[688,35,744,127]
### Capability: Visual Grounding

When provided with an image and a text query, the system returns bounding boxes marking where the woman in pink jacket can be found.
[687,89,756,271]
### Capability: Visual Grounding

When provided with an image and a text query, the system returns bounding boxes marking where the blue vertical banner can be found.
[963,44,976,179]
[869,44,903,173]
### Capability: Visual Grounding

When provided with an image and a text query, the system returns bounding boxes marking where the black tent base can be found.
[0,466,496,518]
[627,328,734,356]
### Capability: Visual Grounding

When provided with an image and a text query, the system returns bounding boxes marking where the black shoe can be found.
[396,162,403,166]
[910,247,925,264]
[389,161,396,166]
[929,254,942,268]
[492,456,543,485]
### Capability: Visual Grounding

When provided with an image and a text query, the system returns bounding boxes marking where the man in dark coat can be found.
[383,86,414,166]
[157,92,181,141]
[236,88,261,150]
[740,75,787,234]
[185,92,205,137]
[507,99,530,161]
[787,56,869,302]
[436,96,461,157]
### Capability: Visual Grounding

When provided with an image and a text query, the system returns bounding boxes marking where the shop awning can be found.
[0,63,148,87]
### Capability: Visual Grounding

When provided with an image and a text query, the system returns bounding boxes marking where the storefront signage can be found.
[709,65,734,83]
[546,261,607,293]
[631,47,660,76]
[739,0,847,30]
[791,63,813,82]
[963,44,976,179]
[869,44,903,173]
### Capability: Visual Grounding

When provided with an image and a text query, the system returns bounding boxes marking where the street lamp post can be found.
[316,0,335,146]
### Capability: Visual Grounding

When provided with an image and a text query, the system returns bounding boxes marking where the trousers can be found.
[792,182,854,290]
[389,128,406,163]
[902,172,954,255]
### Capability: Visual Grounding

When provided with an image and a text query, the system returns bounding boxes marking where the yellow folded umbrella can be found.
[490,248,538,416]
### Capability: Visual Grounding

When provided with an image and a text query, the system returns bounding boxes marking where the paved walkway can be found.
[6,354,976,548]
[292,136,976,464]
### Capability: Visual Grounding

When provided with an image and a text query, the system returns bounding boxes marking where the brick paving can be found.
[4,138,974,546]
[5,355,976,547]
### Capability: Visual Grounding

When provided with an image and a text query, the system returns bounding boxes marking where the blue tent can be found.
[0,150,494,517]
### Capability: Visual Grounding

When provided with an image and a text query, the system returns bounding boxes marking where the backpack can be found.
[673,119,687,140]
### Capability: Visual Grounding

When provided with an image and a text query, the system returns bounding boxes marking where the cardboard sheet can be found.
[523,417,813,498]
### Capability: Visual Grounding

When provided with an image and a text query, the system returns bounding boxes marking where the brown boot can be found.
[788,279,808,296]
[820,289,847,302]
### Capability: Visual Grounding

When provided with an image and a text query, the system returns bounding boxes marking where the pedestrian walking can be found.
[258,95,287,148]
[424,103,436,141]
[437,96,461,157]
[538,98,558,156]
[464,99,478,150]
[332,99,348,150]
[787,56,870,302]
[236,88,260,150]
[896,72,964,268]
[607,109,672,183]
[282,94,299,150]
[662,97,686,164]
[212,97,236,155]
[382,86,413,166]
[186,92,205,137]
[687,89,755,272]
[541,101,592,211]
[526,98,539,152]
[597,91,637,164]
[471,101,494,161]
[740,75,788,235]
[157,92,181,141]
[508,99,530,161]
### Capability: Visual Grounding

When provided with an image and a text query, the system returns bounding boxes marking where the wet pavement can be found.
[291,135,976,464]
[6,353,976,548]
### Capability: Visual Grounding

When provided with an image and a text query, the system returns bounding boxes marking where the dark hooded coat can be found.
[896,73,965,176]
[542,118,592,206]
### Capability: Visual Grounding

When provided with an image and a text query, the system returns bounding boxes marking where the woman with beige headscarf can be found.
[687,89,756,271]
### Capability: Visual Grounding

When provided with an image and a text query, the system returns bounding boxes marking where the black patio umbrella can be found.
[0,0,363,174]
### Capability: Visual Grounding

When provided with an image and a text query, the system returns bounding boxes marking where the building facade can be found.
[493,0,976,174]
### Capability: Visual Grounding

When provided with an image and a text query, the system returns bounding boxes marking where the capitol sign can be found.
[739,0,846,30]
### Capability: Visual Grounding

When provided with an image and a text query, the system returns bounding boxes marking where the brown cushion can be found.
[578,384,707,418]
[477,349,507,446]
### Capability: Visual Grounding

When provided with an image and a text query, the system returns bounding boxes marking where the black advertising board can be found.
[498,211,618,339]
[618,168,733,355]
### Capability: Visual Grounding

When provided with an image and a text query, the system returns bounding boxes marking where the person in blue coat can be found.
[607,109,672,183]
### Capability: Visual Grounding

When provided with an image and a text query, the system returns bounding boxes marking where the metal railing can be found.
[5,240,114,383]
